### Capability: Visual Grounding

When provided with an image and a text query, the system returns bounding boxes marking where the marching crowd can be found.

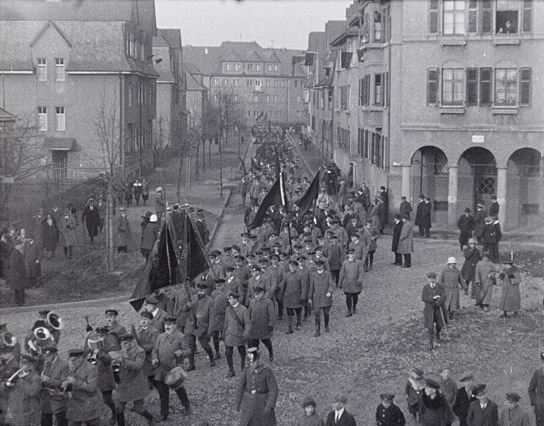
[0,126,536,426]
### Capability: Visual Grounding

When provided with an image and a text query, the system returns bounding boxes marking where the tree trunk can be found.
[106,183,115,272]
[195,139,200,176]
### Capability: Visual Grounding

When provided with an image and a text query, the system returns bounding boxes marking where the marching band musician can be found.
[36,311,61,344]
[84,326,118,425]
[142,295,168,332]
[151,316,192,422]
[0,347,20,424]
[104,309,127,340]
[113,333,155,426]
[40,346,69,426]
[0,322,21,361]
[135,310,160,388]
[25,320,57,361]
[4,354,42,426]
[63,349,103,426]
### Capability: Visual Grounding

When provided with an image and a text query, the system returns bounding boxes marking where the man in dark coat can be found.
[7,237,28,306]
[248,286,275,362]
[308,260,334,337]
[474,202,487,244]
[414,195,426,236]
[81,199,100,244]
[134,311,160,386]
[195,209,210,246]
[482,216,501,263]
[489,196,499,217]
[224,292,250,378]
[419,379,453,426]
[338,249,365,317]
[40,346,69,426]
[399,197,412,220]
[421,197,432,238]
[325,395,357,426]
[466,384,499,426]
[528,352,544,426]
[421,272,447,350]
[235,347,278,426]
[378,186,389,234]
[454,373,478,426]
[376,393,405,426]
[458,208,476,250]
[280,260,306,334]
[391,214,403,266]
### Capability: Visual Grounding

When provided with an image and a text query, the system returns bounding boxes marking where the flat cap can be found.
[425,379,440,389]
[380,393,395,401]
[459,372,474,382]
[140,311,153,319]
[506,393,521,402]
[164,316,177,324]
[228,292,240,299]
[145,295,159,305]
[302,396,316,408]
[334,395,348,403]
[105,309,118,316]
[119,333,134,342]
[473,384,487,396]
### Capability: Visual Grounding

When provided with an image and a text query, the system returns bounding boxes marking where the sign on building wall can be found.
[471,135,485,143]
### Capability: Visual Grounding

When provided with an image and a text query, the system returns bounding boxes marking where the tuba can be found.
[46,312,64,330]
[34,327,52,341]
[0,332,17,347]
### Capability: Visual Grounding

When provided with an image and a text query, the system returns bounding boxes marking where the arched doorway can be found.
[507,148,543,228]
[458,147,497,216]
[411,146,449,224]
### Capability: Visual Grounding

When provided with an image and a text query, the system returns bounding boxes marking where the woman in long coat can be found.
[438,259,466,319]
[397,218,414,267]
[498,262,521,317]
[369,199,382,231]
[41,214,58,257]
[58,210,77,258]
[461,239,481,299]
[474,253,497,311]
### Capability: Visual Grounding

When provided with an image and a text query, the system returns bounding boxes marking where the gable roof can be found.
[222,50,243,62]
[0,107,17,123]
[184,62,202,75]
[184,68,206,92]
[159,28,181,49]
[262,50,281,63]
[30,21,72,48]
[246,50,263,62]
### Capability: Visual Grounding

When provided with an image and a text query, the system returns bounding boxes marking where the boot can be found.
[240,358,245,372]
[116,412,125,426]
[296,318,301,330]
[141,410,155,426]
[285,316,293,334]
[187,353,196,371]
[226,353,235,378]
[352,305,357,315]
[206,349,216,367]
[345,310,352,317]
[314,320,321,337]
[268,347,274,362]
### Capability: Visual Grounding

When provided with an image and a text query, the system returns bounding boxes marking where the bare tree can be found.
[0,117,41,223]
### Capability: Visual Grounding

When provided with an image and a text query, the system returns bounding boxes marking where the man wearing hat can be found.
[466,384,498,426]
[422,272,447,350]
[308,259,334,337]
[324,233,344,287]
[391,214,403,266]
[405,368,425,422]
[529,353,544,426]
[182,282,216,370]
[489,195,499,217]
[6,237,28,306]
[376,393,405,426]
[155,187,166,218]
[439,368,457,408]
[40,346,69,426]
[4,354,41,426]
[24,231,42,288]
[474,252,498,312]
[474,202,487,244]
[338,249,365,317]
[458,208,476,251]
[140,213,160,261]
[81,198,100,244]
[63,348,103,426]
[151,316,192,421]
[246,265,273,307]
[224,291,250,378]
[235,346,279,426]
[134,310,160,387]
[280,260,306,334]
[105,309,127,339]
[248,286,276,362]
[209,278,230,360]
[438,257,467,320]
[195,209,209,246]
[297,396,324,426]
[398,214,414,268]
[143,295,168,332]
[113,334,155,426]
[462,238,482,300]
[210,251,226,279]
[399,196,412,220]
[325,394,356,426]
[116,207,131,253]
[415,194,426,237]
[482,216,501,263]
[499,393,530,426]
[454,373,478,426]
[419,379,452,426]
[498,261,522,318]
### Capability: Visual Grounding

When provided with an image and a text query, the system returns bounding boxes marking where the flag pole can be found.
[280,169,293,255]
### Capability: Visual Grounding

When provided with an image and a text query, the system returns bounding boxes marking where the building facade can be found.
[0,0,159,179]
[307,0,543,230]
[183,41,307,126]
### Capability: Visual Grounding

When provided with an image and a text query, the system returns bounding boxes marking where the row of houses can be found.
[0,0,191,181]
[301,0,544,230]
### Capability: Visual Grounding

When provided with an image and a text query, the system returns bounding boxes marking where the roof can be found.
[330,27,359,47]
[184,63,203,75]
[0,20,158,75]
[184,68,206,92]
[0,107,17,123]
[44,137,75,151]
[159,28,182,50]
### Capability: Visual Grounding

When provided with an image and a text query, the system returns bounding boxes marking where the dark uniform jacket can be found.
[7,249,28,291]
[5,370,41,426]
[41,356,69,414]
[280,270,307,309]
[151,330,191,382]
[338,259,364,293]
[235,363,278,426]
[224,303,250,347]
[65,361,103,422]
[248,297,275,340]
[419,393,452,426]
[115,344,149,403]
[376,403,406,426]
[528,368,544,421]
[466,400,499,426]
[183,295,213,338]
[135,325,160,377]
[453,386,477,423]
[309,270,334,308]
[325,409,357,426]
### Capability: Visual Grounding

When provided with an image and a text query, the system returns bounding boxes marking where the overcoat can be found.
[362,225,380,252]
[453,386,477,423]
[81,205,100,237]
[498,270,521,312]
[223,303,250,347]
[140,222,159,251]
[474,208,487,238]
[415,201,425,227]
[41,356,69,414]
[397,220,414,254]
[65,360,104,422]
[308,270,334,308]
[475,259,497,306]
[422,201,432,229]
[116,215,131,247]
[58,214,77,247]
[41,220,59,252]
[115,344,149,403]
[24,240,42,280]
[370,204,381,230]
[280,270,306,309]
[135,325,160,377]
[419,393,452,426]
[7,248,29,291]
[421,283,447,329]
[438,267,466,311]
[498,406,531,426]
[235,363,278,426]
[210,288,230,332]
[391,221,403,253]
[528,367,544,424]
[248,297,275,340]
[462,247,482,283]
[399,201,412,219]
[183,296,213,338]
[466,399,499,426]
[338,259,364,293]
[376,402,406,426]
[5,371,42,426]
[151,330,191,381]
[326,243,345,271]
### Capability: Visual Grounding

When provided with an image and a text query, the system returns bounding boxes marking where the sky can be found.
[155,0,354,50]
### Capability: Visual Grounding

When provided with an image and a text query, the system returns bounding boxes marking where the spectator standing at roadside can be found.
[458,208,476,251]
[81,198,100,244]
[378,186,389,234]
[528,352,544,426]
[116,207,131,253]
[155,187,166,218]
[391,214,403,266]
[454,373,477,426]
[376,393,405,426]
[7,237,28,306]
[141,179,150,206]
[133,180,143,206]
[297,396,325,426]
[498,393,530,426]
[59,209,77,259]
[466,384,499,426]
[325,395,356,426]
[419,379,453,426]
[399,197,412,220]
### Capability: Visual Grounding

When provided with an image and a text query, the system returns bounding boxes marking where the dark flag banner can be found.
[296,169,321,219]
[183,216,209,282]
[247,178,282,231]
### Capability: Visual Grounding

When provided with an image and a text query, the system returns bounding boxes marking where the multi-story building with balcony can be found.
[308,0,543,229]
[183,41,307,126]
[0,0,159,179]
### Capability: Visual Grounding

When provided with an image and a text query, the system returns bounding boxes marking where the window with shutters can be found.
[427,69,439,105]
[496,0,518,33]
[520,68,531,106]
[468,0,479,33]
[443,0,465,35]
[482,0,493,33]
[495,68,517,106]
[480,68,492,105]
[374,74,383,106]
[364,130,369,158]
[429,0,439,33]
[466,68,478,106]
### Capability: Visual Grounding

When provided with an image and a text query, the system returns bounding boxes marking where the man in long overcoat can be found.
[248,286,275,361]
[438,257,467,319]
[224,292,250,378]
[419,379,453,426]
[40,346,69,426]
[24,234,42,288]
[399,197,412,220]
[7,237,28,306]
[281,260,307,333]
[235,347,278,426]
[466,384,499,426]
[308,260,334,337]
[338,249,365,317]
[81,199,100,244]
[113,334,154,426]
[528,353,544,426]
[398,216,414,268]
[422,272,447,350]
[462,239,481,300]
[454,373,478,426]
[58,210,77,259]
[391,214,403,266]
[498,262,521,318]
[458,208,476,250]
[134,311,159,386]
[115,207,131,253]
[5,355,42,426]
[498,393,531,426]
[414,195,425,236]
[474,253,498,311]
[474,203,487,244]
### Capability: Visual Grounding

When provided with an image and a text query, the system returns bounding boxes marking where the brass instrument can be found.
[87,349,99,365]
[34,327,52,341]
[110,351,124,384]
[0,332,17,347]
[5,368,24,387]
[46,312,64,330]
